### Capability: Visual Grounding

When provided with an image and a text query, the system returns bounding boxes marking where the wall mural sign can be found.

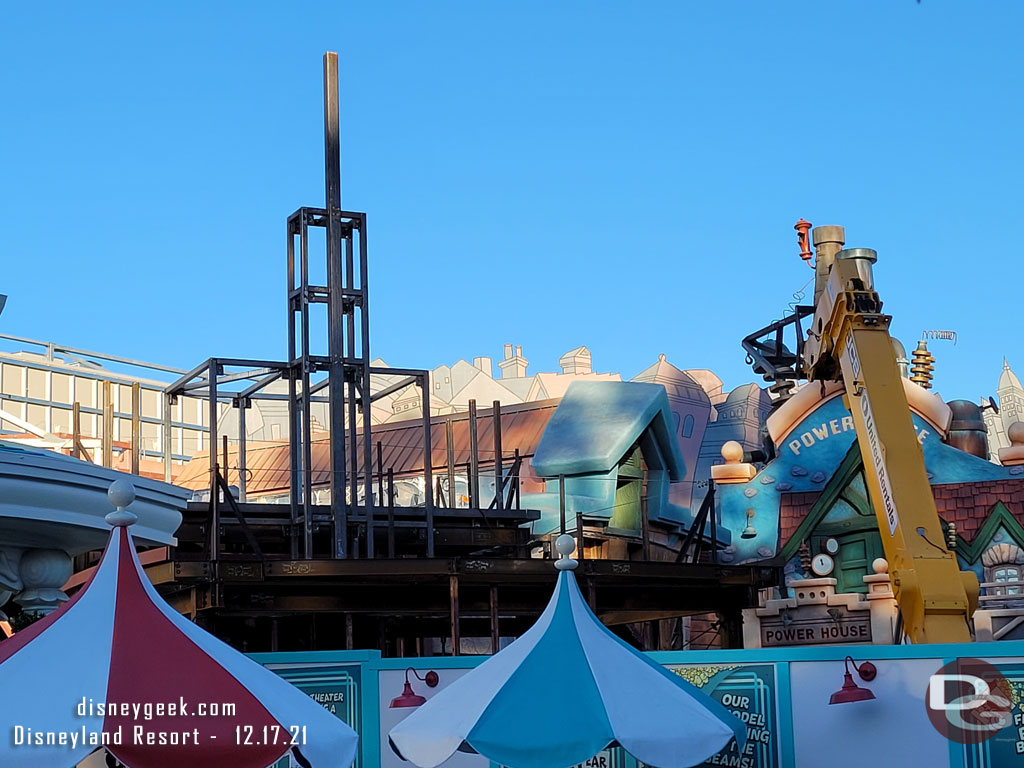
[961,659,1024,768]
[261,662,362,768]
[654,663,779,768]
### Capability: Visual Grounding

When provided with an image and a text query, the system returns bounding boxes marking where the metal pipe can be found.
[559,475,566,535]
[130,382,141,475]
[208,360,219,560]
[449,575,460,656]
[421,373,434,557]
[162,394,172,482]
[387,466,396,557]
[101,380,113,469]
[492,400,503,510]
[238,402,247,502]
[490,585,499,654]
[300,212,316,558]
[445,419,455,508]
[468,400,479,509]
[324,52,348,560]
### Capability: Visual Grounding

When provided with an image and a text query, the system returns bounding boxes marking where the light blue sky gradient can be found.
[1,2,1020,400]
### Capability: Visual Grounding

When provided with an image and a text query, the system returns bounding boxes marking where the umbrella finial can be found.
[105,479,138,527]
[554,533,578,570]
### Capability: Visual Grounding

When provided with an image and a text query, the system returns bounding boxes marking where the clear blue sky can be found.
[1,2,1021,401]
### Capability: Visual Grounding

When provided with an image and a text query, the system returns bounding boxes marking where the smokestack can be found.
[473,357,493,377]
[812,225,845,302]
[498,344,528,379]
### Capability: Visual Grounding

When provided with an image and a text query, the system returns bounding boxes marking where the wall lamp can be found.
[829,656,877,704]
[390,667,440,708]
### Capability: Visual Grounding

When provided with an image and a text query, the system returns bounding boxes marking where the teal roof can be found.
[531,381,685,480]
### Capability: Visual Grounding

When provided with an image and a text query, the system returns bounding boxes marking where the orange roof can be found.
[176,399,559,494]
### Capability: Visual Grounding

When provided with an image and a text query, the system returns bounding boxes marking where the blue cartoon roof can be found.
[531,381,685,480]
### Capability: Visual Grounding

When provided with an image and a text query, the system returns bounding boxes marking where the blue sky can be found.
[1,2,1021,401]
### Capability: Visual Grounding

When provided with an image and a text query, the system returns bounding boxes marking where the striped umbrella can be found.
[0,480,357,768]
[389,535,744,768]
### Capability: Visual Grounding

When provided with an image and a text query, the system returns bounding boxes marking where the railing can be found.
[978,580,1024,608]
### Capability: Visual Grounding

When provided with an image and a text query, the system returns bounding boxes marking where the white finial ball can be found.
[555,534,576,558]
[872,557,889,575]
[721,440,744,463]
[108,479,136,509]
[1009,421,1024,446]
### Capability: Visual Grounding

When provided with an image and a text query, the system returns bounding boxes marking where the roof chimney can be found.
[473,357,493,377]
[558,346,592,375]
[498,344,528,379]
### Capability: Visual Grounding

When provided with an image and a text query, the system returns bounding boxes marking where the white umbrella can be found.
[389,535,745,768]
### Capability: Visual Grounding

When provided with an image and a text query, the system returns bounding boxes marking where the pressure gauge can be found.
[824,537,840,555]
[811,553,835,576]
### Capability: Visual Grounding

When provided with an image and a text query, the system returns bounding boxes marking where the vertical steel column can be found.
[559,475,566,535]
[208,360,220,561]
[387,466,396,557]
[101,380,113,468]
[324,51,348,559]
[492,400,503,510]
[468,400,480,509]
[577,507,584,562]
[358,216,375,559]
[238,402,247,503]
[162,394,173,482]
[300,212,315,558]
[72,402,82,460]
[376,441,384,511]
[421,373,434,557]
[449,575,460,656]
[130,382,141,475]
[286,219,301,559]
[445,419,456,508]
[489,585,500,654]
[344,228,359,555]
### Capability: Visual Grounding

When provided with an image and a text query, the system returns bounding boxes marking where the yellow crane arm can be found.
[803,249,978,644]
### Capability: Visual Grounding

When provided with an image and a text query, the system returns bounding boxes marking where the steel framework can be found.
[165,53,438,561]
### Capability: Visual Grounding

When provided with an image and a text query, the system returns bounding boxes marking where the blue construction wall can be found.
[254,640,1024,768]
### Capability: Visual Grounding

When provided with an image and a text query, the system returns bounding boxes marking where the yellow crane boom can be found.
[802,247,978,643]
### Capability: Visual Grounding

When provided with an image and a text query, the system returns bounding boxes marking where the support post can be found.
[324,51,348,560]
[449,575,460,656]
[208,360,220,560]
[238,403,247,502]
[72,401,82,460]
[359,214,375,564]
[377,441,384,511]
[130,381,141,475]
[577,507,584,563]
[387,467,396,557]
[445,419,456,508]
[490,585,500,654]
[492,400,503,510]
[641,496,651,561]
[101,380,113,469]
[162,394,173,482]
[468,399,480,509]
[421,373,434,557]
[559,475,566,535]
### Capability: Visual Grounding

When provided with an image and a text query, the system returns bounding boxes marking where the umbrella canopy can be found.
[0,480,357,768]
[389,535,745,768]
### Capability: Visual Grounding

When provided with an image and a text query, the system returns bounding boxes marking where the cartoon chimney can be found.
[498,344,528,379]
